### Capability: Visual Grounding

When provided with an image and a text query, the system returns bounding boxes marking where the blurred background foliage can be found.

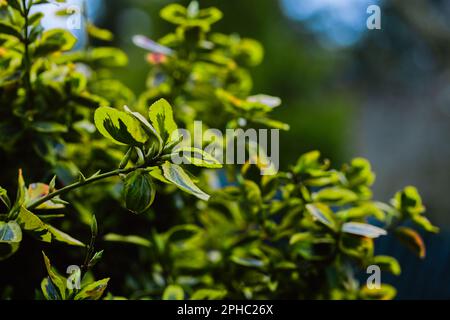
[1,0,449,299]
[95,0,450,299]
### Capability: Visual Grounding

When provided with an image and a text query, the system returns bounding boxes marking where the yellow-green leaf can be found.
[148,98,178,144]
[162,284,184,300]
[74,278,110,300]
[161,162,209,201]
[94,106,147,146]
[174,147,222,168]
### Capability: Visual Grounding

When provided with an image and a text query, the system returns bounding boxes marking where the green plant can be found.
[0,1,438,300]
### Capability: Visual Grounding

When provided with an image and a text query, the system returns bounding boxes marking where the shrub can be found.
[0,0,438,300]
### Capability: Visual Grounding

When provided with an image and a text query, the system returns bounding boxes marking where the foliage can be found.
[0,1,438,300]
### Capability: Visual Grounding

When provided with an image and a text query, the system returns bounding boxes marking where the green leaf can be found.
[34,29,76,57]
[305,203,337,231]
[47,225,85,247]
[91,215,98,237]
[343,157,375,188]
[290,233,336,261]
[88,250,104,268]
[0,187,10,210]
[0,22,23,40]
[174,147,222,168]
[160,4,187,25]
[292,150,325,174]
[360,284,396,300]
[148,167,171,184]
[148,98,178,144]
[26,183,65,209]
[94,106,148,146]
[336,203,385,221]
[71,92,107,108]
[231,256,265,268]
[0,221,22,261]
[10,170,26,216]
[89,47,128,68]
[198,7,223,25]
[16,206,52,243]
[289,232,311,245]
[17,207,84,246]
[74,278,110,300]
[371,255,401,276]
[392,186,425,217]
[394,227,426,258]
[339,233,373,259]
[32,121,68,133]
[123,106,163,151]
[42,252,67,300]
[123,170,156,214]
[7,0,22,13]
[341,222,387,239]
[86,22,113,41]
[161,162,210,201]
[104,233,151,248]
[165,224,202,243]
[251,117,290,131]
[41,277,61,300]
[29,12,44,26]
[411,215,439,233]
[162,285,184,300]
[312,187,358,205]
[191,289,227,300]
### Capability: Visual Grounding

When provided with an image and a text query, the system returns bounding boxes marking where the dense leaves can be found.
[0,0,438,301]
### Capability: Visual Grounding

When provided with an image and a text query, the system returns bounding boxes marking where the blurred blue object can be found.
[281,0,382,47]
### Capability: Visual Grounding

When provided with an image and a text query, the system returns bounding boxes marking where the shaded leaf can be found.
[0,221,22,261]
[104,233,151,248]
[41,277,61,300]
[123,170,156,214]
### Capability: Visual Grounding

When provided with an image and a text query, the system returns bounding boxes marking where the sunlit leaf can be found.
[94,106,148,146]
[191,289,227,300]
[148,98,178,144]
[371,255,401,276]
[162,285,184,300]
[342,222,387,239]
[174,146,222,168]
[305,203,337,230]
[86,23,113,41]
[74,278,110,300]
[162,162,210,201]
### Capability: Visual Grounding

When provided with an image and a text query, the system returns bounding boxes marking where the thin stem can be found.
[81,231,96,275]
[26,166,136,210]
